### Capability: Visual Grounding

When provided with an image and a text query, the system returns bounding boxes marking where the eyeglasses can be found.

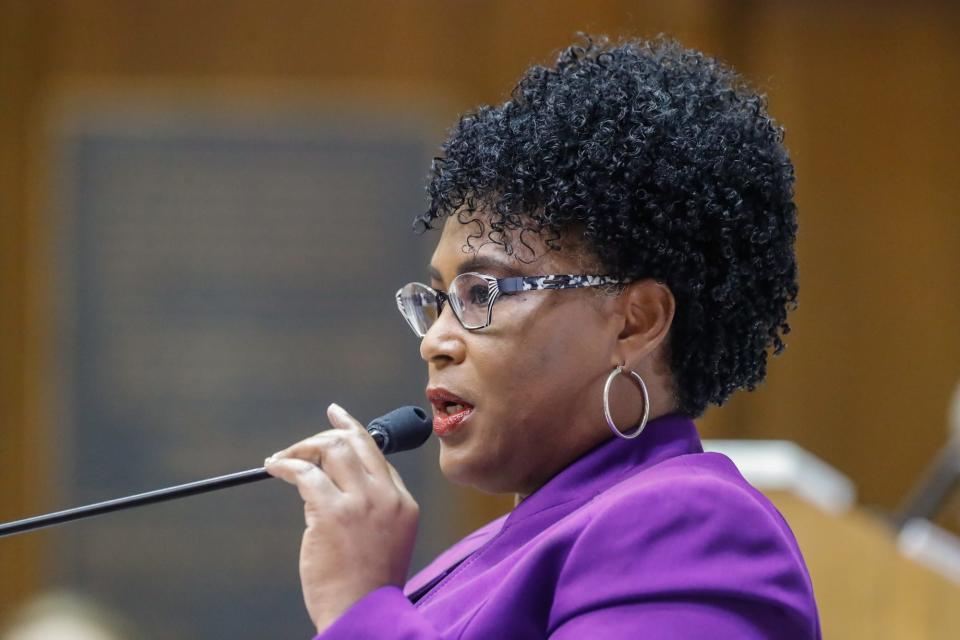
[395,272,629,338]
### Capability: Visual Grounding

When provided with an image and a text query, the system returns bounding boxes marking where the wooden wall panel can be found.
[0,0,47,619]
[772,491,960,639]
[2,0,958,628]
[697,1,960,509]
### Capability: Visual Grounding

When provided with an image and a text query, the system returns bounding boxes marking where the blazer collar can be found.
[503,413,702,529]
[404,413,701,598]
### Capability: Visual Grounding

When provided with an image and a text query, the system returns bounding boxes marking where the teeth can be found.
[445,403,464,415]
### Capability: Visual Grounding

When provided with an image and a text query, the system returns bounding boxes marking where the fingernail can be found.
[330,403,351,418]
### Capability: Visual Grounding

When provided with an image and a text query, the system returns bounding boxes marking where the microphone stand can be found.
[0,405,431,539]
[0,467,271,538]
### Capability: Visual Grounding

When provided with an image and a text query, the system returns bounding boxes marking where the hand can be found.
[265,403,420,634]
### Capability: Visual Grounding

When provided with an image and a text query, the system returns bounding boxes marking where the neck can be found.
[511,404,679,506]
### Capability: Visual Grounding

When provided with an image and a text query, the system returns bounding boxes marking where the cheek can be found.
[522,299,608,366]
[485,306,606,415]
[476,325,560,394]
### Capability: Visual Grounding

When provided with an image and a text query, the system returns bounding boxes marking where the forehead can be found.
[429,215,589,280]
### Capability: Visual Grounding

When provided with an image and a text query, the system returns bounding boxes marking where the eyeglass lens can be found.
[397,283,439,337]
[398,273,493,336]
[448,273,491,330]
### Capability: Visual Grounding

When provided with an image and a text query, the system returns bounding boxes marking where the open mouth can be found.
[441,402,470,416]
[427,389,475,436]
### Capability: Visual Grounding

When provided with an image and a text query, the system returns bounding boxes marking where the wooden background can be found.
[2,0,959,632]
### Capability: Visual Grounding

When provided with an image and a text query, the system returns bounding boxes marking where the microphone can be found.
[894,382,960,528]
[0,405,432,539]
[367,406,432,453]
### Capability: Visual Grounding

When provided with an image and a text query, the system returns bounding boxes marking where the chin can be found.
[437,443,512,495]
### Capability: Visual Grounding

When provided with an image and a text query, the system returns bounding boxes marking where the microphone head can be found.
[366,406,432,454]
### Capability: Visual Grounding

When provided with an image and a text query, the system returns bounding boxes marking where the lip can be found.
[426,387,475,436]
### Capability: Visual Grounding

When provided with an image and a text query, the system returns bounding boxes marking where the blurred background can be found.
[1,0,958,638]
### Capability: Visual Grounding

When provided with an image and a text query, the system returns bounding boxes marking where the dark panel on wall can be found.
[50,110,443,638]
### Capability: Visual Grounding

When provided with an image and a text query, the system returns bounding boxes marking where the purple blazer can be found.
[315,414,821,639]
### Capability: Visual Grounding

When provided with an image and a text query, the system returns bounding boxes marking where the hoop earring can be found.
[603,365,650,440]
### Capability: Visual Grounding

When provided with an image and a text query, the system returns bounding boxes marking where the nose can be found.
[419,305,467,367]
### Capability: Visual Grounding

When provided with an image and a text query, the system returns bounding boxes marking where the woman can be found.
[265,36,820,638]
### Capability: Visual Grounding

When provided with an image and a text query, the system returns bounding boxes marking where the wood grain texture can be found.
[771,491,960,639]
[0,0,47,620]
[1,0,958,630]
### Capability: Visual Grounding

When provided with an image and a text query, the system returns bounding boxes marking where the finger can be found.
[267,404,392,481]
[385,461,412,495]
[327,402,367,433]
[272,429,376,481]
[327,404,394,479]
[265,457,341,503]
[266,403,365,463]
[313,435,375,492]
[272,430,351,463]
[279,432,375,492]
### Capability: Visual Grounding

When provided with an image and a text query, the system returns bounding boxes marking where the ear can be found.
[614,279,675,365]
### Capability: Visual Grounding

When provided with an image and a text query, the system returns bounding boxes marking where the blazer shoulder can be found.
[552,452,819,636]
[563,450,816,604]
[587,451,792,535]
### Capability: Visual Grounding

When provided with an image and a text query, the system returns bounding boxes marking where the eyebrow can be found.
[428,257,524,283]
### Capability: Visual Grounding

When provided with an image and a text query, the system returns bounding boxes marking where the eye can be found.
[467,284,490,305]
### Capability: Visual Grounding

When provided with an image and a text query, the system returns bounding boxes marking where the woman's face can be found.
[420,216,628,496]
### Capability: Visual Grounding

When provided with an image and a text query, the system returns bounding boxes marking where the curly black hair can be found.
[415,35,798,418]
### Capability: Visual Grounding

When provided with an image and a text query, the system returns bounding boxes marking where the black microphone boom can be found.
[0,406,432,539]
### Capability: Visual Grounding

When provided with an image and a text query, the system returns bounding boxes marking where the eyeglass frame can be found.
[395,272,631,337]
